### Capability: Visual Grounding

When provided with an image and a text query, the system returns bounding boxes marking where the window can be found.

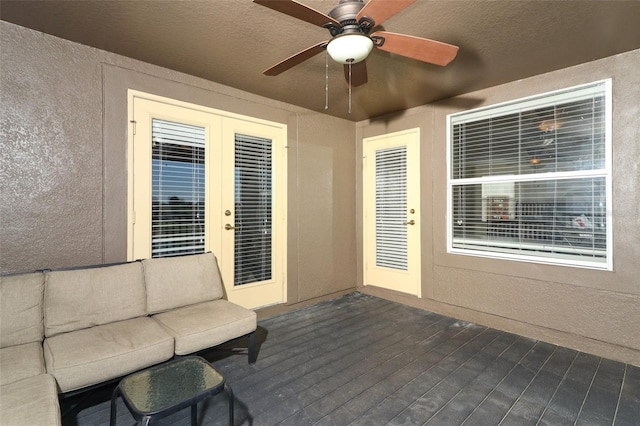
[151,118,206,258]
[375,146,408,270]
[234,134,273,285]
[447,80,611,269]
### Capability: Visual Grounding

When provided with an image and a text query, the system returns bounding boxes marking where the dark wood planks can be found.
[63,293,639,426]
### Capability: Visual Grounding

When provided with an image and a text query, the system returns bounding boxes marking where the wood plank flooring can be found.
[62,292,640,425]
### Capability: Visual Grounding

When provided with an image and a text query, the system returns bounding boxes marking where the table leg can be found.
[191,402,197,426]
[225,383,234,426]
[110,387,120,426]
[248,332,256,364]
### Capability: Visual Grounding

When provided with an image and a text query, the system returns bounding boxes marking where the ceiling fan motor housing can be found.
[329,0,365,21]
[327,0,372,35]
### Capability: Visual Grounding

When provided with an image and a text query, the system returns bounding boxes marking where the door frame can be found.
[362,128,421,297]
[127,90,287,309]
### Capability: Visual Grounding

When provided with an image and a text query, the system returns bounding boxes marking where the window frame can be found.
[446,80,613,270]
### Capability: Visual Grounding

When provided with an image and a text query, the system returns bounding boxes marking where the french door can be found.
[128,92,286,309]
[363,128,421,296]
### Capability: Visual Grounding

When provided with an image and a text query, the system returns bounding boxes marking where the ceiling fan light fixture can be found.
[326,34,373,64]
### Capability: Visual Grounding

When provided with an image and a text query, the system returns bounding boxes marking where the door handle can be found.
[225,224,238,230]
[404,220,415,226]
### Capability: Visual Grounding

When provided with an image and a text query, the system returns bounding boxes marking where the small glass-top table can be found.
[110,356,233,425]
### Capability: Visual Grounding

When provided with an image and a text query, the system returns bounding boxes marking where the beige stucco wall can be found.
[0,21,357,305]
[356,49,640,365]
[2,20,638,365]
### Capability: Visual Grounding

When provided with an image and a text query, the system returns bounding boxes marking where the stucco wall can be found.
[1,23,103,270]
[0,21,357,305]
[357,49,640,365]
[3,20,639,364]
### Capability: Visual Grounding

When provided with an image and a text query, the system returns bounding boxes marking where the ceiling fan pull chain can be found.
[348,59,352,114]
[325,50,329,110]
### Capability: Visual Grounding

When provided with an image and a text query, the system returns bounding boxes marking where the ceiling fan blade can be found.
[253,0,339,28]
[371,31,459,66]
[263,41,328,76]
[356,0,416,26]
[344,61,368,87]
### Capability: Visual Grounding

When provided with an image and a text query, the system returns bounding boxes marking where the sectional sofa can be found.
[0,252,257,425]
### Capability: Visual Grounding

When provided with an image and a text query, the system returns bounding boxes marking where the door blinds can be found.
[375,146,408,271]
[234,134,273,285]
[151,118,206,258]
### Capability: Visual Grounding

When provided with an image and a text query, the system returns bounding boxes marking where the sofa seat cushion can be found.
[0,342,45,386]
[0,374,61,426]
[43,317,174,392]
[152,299,257,355]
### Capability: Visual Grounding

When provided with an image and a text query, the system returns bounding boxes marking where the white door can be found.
[220,118,287,309]
[363,128,421,296]
[128,92,286,309]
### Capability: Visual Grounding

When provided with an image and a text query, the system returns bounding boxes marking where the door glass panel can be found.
[151,119,205,258]
[375,146,408,270]
[234,134,272,285]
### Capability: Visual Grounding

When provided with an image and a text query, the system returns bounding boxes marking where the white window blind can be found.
[448,80,611,269]
[234,134,272,285]
[375,146,408,270]
[151,119,205,258]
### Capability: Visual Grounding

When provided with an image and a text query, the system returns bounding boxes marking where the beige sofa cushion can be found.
[0,342,45,386]
[0,272,44,347]
[44,316,174,392]
[152,299,256,355]
[143,253,223,314]
[0,374,61,426]
[44,262,146,337]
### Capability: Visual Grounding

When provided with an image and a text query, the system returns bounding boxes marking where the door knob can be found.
[404,220,415,226]
[225,224,238,230]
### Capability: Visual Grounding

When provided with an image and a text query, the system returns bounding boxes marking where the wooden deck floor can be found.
[63,292,639,425]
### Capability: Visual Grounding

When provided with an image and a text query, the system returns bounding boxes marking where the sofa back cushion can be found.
[44,262,147,337]
[142,252,223,314]
[0,273,44,348]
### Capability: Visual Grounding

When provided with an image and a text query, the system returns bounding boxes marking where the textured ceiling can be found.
[2,0,640,121]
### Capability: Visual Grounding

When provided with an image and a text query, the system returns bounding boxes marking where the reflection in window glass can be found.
[234,134,272,286]
[151,119,205,258]
[448,80,611,269]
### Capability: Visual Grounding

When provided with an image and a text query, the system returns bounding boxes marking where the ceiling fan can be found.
[254,0,459,87]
